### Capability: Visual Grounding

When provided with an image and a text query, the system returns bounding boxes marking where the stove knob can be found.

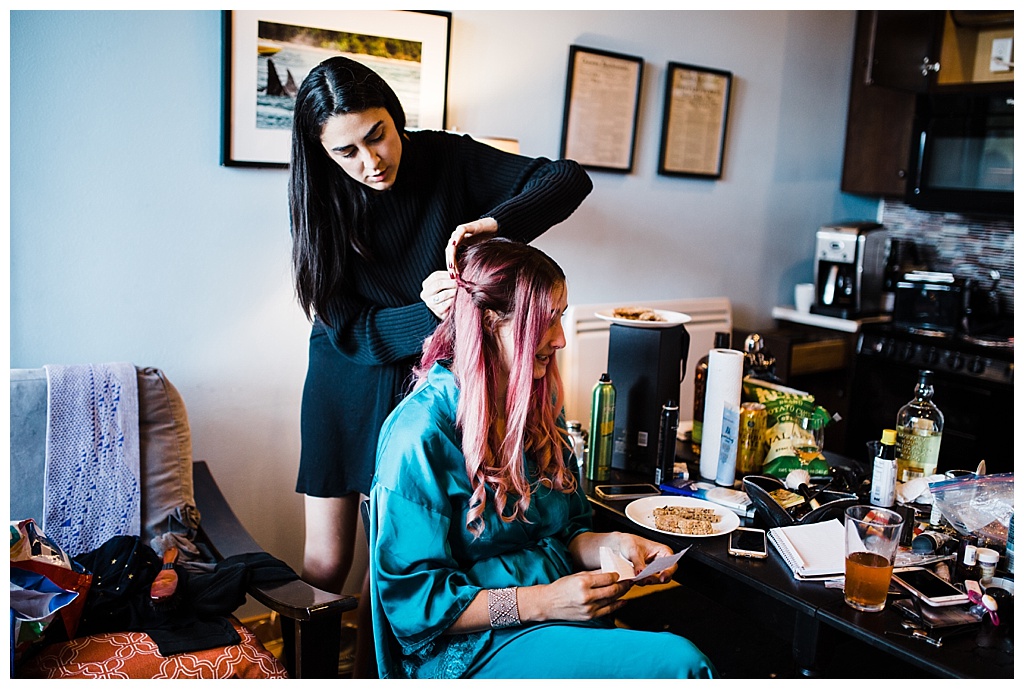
[881,339,896,357]
[968,357,986,375]
[924,347,940,366]
[898,342,915,361]
[950,353,965,371]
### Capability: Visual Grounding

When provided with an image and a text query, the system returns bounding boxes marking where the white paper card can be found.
[599,546,689,581]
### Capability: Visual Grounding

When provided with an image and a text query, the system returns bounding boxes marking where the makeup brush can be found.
[785,470,821,510]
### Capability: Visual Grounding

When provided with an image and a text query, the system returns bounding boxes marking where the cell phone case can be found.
[892,597,982,629]
[596,485,660,500]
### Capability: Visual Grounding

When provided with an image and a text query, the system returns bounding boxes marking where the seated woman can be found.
[368,238,715,679]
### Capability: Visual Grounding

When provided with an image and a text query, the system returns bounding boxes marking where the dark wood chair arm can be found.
[193,461,357,678]
[192,460,357,621]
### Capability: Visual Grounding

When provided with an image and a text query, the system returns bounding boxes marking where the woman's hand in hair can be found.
[421,270,457,319]
[446,217,498,278]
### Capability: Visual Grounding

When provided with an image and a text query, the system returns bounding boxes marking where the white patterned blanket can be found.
[43,363,141,556]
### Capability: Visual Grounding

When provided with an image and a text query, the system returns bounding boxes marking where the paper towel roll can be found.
[699,348,745,481]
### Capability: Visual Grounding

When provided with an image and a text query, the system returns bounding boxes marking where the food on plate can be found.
[653,504,721,535]
[612,306,665,322]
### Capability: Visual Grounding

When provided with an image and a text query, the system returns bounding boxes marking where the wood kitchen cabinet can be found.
[840,10,1014,198]
[841,11,925,197]
[749,325,857,455]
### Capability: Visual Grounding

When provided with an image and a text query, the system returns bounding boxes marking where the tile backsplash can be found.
[881,200,1014,315]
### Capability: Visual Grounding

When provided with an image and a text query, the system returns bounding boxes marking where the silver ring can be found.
[433,294,441,304]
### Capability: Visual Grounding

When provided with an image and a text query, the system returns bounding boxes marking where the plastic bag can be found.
[10,520,92,640]
[10,568,80,665]
[928,473,1014,544]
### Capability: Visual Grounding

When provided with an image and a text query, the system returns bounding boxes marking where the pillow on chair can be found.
[9,366,201,552]
[136,367,201,550]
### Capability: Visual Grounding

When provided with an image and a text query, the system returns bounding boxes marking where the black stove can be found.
[856,321,1013,387]
[845,320,1014,475]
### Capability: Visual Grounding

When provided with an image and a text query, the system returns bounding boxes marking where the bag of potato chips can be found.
[741,377,834,478]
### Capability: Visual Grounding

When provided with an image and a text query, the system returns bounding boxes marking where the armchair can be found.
[10,365,356,678]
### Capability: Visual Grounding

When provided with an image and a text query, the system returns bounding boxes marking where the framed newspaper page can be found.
[559,45,644,173]
[657,62,733,179]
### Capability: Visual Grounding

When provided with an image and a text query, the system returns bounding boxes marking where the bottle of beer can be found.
[691,332,731,455]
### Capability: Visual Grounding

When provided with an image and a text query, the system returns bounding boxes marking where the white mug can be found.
[794,283,815,313]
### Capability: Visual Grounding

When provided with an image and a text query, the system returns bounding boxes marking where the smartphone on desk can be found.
[728,527,768,559]
[594,484,661,501]
[892,567,969,607]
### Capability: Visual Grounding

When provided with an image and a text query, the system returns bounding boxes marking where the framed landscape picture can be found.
[222,10,451,167]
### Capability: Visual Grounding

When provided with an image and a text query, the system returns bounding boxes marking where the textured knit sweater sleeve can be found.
[319,132,592,366]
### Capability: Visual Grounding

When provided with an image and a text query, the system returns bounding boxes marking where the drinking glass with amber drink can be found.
[843,505,904,612]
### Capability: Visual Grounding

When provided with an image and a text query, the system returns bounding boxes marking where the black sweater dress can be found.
[296,130,593,497]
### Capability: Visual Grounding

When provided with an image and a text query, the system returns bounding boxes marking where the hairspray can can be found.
[655,400,679,485]
[587,373,616,482]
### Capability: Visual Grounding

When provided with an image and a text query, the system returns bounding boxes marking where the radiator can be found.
[556,297,732,435]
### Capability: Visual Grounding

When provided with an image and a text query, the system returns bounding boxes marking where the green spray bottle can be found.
[587,373,616,481]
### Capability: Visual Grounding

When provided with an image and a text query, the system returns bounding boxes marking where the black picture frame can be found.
[559,45,644,174]
[221,9,452,167]
[657,62,733,179]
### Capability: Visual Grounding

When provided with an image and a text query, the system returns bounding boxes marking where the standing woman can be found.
[288,55,592,676]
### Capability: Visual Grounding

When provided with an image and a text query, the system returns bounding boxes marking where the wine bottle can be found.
[895,370,944,483]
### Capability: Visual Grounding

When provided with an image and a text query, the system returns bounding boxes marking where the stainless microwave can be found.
[906,90,1013,217]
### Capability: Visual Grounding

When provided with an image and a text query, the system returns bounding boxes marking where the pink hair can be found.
[414,238,575,537]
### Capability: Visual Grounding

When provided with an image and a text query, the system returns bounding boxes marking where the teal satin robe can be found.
[369,363,593,678]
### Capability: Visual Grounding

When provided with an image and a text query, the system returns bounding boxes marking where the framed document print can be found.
[657,62,733,179]
[222,10,451,167]
[560,45,644,173]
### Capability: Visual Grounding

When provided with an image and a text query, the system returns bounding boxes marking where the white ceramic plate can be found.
[595,309,692,329]
[624,495,740,538]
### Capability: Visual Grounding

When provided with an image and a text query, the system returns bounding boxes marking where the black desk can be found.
[586,474,1013,679]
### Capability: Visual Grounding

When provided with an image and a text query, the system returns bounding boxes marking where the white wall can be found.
[8,10,878,605]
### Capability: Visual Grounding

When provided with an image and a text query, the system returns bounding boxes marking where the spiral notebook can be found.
[768,519,846,580]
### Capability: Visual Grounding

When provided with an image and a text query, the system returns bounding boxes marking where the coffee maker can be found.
[811,222,886,318]
[607,323,690,481]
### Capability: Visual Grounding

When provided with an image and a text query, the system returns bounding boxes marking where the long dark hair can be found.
[288,56,407,325]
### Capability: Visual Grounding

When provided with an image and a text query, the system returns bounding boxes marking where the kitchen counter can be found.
[771,306,890,333]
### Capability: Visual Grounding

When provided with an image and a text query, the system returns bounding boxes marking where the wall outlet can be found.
[990,37,1013,73]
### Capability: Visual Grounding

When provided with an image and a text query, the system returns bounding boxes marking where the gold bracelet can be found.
[487,587,520,628]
